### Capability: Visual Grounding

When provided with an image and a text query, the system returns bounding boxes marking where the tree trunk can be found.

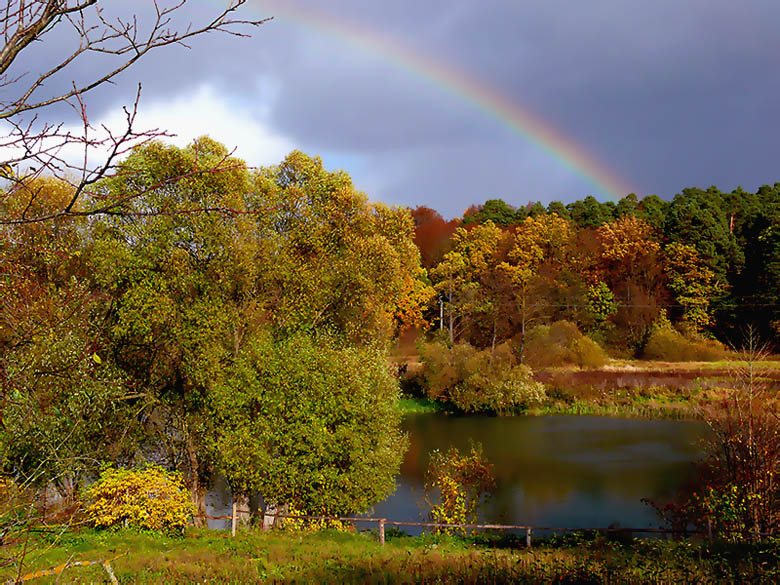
[520,299,526,361]
[263,500,278,531]
[186,436,207,528]
[232,492,251,535]
[448,283,454,344]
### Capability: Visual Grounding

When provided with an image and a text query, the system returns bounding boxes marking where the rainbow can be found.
[226,0,635,201]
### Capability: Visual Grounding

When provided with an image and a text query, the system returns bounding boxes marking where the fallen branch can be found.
[4,553,124,584]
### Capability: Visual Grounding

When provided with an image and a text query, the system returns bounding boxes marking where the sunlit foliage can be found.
[84,466,193,533]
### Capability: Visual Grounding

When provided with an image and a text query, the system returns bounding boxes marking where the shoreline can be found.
[399,358,780,420]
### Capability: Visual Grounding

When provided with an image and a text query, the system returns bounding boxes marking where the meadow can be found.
[2,528,778,584]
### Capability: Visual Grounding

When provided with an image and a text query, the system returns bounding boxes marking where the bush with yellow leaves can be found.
[83,466,193,534]
[424,443,495,535]
[275,502,352,532]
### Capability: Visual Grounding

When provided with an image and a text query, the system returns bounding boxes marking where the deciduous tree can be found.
[500,213,574,356]
[664,242,722,332]
[210,332,406,519]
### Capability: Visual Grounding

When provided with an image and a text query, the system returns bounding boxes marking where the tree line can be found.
[412,186,780,354]
[2,137,779,529]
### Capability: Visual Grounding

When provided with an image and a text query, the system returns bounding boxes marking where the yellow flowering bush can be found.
[83,466,193,533]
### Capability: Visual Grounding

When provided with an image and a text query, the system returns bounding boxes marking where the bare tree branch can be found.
[0,1,272,224]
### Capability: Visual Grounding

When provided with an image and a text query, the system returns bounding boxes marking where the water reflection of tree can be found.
[402,415,704,523]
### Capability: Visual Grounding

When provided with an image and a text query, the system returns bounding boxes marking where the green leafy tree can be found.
[461,198,519,226]
[209,332,406,519]
[758,224,780,341]
[664,242,722,332]
[92,143,423,524]
[546,200,570,219]
[727,184,780,346]
[585,281,618,332]
[526,201,547,217]
[252,151,431,344]
[665,187,743,284]
[566,195,614,228]
[636,194,669,232]
[615,193,639,218]
[90,137,259,522]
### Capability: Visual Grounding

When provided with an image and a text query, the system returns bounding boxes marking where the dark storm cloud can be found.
[479,0,780,198]
[245,0,780,213]
[17,0,780,216]
[366,141,594,219]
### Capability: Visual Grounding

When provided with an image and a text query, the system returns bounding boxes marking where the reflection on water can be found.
[206,414,707,533]
[372,414,707,531]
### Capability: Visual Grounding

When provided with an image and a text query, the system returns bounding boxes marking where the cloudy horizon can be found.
[26,0,780,218]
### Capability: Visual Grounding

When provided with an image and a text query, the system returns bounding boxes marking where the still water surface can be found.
[207,414,707,532]
[372,414,706,531]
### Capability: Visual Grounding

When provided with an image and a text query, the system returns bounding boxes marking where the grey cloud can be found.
[16,0,780,212]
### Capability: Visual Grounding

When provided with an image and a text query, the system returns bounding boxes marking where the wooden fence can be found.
[195,511,775,547]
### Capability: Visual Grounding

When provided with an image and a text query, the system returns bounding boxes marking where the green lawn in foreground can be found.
[2,528,777,584]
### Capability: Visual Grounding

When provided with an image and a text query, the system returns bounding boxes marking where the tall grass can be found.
[2,528,777,584]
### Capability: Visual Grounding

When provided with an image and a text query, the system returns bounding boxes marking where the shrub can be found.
[83,466,193,533]
[571,335,608,368]
[548,320,581,347]
[425,443,495,534]
[275,502,351,533]
[419,341,545,414]
[523,325,569,367]
[648,341,778,540]
[643,324,725,362]
[523,320,608,368]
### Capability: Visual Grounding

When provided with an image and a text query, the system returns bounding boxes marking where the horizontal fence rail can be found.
[195,511,776,547]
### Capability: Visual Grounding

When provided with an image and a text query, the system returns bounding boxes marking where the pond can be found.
[373,414,707,532]
[207,414,707,533]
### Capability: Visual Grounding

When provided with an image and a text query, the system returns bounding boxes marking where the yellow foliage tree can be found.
[500,213,574,355]
[664,242,723,332]
[431,221,505,343]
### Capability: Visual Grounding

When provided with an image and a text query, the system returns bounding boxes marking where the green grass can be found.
[531,384,706,420]
[398,396,442,415]
[2,527,778,584]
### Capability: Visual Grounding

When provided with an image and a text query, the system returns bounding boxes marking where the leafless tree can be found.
[0,1,270,224]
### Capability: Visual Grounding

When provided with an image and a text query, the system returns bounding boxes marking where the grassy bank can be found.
[400,359,780,420]
[3,528,777,584]
[398,397,441,415]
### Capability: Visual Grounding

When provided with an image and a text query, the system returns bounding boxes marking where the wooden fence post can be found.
[379,518,386,546]
[526,527,532,548]
[231,500,237,537]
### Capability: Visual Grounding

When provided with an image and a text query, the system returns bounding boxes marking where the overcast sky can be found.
[27,0,780,218]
